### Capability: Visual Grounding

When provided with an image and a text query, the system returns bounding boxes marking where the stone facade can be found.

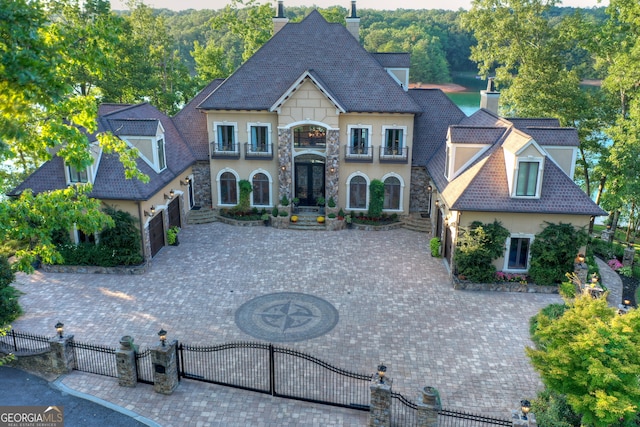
[326,129,340,203]
[152,340,179,395]
[410,167,431,213]
[416,386,440,427]
[369,375,392,427]
[41,263,149,275]
[49,335,75,375]
[192,161,212,208]
[278,128,293,201]
[116,336,138,387]
[623,246,635,267]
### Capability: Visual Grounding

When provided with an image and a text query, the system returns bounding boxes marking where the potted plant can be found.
[292,197,300,213]
[291,215,298,223]
[167,226,180,246]
[280,195,290,207]
[430,237,441,257]
[337,208,345,220]
[261,213,270,226]
[327,197,336,208]
[317,216,325,223]
[345,214,352,229]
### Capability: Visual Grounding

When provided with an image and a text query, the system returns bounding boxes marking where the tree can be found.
[527,294,640,426]
[528,222,587,285]
[454,220,510,283]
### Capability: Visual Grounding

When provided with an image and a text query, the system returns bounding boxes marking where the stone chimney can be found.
[346,1,360,41]
[273,1,289,35]
[480,77,500,115]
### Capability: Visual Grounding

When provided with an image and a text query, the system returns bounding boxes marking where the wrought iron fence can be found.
[0,329,52,354]
[178,342,372,411]
[70,340,117,378]
[135,348,154,385]
[391,391,419,427]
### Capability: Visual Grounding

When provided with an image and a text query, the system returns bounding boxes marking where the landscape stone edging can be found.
[351,221,403,231]
[215,215,265,227]
[452,276,559,293]
[40,262,149,275]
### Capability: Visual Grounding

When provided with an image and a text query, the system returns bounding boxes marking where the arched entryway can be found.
[294,154,325,207]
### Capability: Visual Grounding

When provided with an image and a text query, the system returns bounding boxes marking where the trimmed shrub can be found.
[0,257,21,326]
[455,220,509,283]
[529,222,587,285]
[367,179,384,218]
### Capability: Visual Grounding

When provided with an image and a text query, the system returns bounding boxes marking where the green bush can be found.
[278,210,289,217]
[430,237,441,257]
[272,206,279,217]
[280,195,290,206]
[455,220,509,282]
[0,257,22,326]
[367,179,384,218]
[531,389,581,427]
[235,180,252,212]
[529,223,587,286]
[529,303,568,347]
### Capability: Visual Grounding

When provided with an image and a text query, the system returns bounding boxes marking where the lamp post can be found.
[520,399,531,420]
[55,322,64,338]
[377,364,387,384]
[158,329,167,346]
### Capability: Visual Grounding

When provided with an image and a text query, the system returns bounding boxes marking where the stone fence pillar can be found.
[601,229,614,243]
[417,386,441,427]
[49,335,75,375]
[574,261,589,286]
[116,335,137,387]
[152,340,179,395]
[369,368,392,427]
[623,246,635,268]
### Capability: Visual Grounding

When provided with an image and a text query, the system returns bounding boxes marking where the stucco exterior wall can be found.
[544,147,575,177]
[278,80,340,128]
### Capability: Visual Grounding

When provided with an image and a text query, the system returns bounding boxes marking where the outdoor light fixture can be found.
[329,167,335,173]
[55,322,64,339]
[377,364,387,384]
[281,165,286,171]
[158,329,167,346]
[169,189,175,198]
[164,193,171,200]
[624,299,631,306]
[150,206,156,216]
[427,185,432,193]
[180,180,187,186]
[144,210,152,218]
[435,199,440,208]
[520,400,531,420]
[577,253,585,263]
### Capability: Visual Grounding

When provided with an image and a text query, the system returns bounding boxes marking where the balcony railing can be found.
[211,142,240,159]
[344,145,373,162]
[244,142,273,160]
[379,146,409,163]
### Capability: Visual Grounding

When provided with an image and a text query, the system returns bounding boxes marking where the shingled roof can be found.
[198,11,420,114]
[11,103,197,201]
[427,109,606,216]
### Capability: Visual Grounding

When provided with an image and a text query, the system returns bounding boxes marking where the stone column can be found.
[601,229,613,243]
[369,372,392,427]
[277,128,292,201]
[417,386,440,427]
[623,246,635,267]
[152,340,179,395]
[49,335,75,375]
[511,411,537,427]
[116,336,137,387]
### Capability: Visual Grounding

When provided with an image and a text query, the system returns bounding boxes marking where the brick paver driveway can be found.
[12,222,561,422]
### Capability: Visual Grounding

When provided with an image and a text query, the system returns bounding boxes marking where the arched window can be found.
[383,176,401,210]
[252,173,270,206]
[220,172,237,205]
[348,175,367,209]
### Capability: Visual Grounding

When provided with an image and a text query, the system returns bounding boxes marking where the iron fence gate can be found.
[70,340,117,378]
[135,348,154,384]
[177,342,372,411]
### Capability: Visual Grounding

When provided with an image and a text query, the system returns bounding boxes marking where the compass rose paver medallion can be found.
[235,292,339,342]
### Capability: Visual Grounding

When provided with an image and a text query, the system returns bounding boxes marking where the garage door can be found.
[149,214,165,257]
[168,198,181,228]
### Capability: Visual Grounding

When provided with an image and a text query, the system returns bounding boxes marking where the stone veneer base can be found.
[41,262,149,275]
[452,277,559,293]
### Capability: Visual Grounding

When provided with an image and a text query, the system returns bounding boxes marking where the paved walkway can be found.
[10,223,617,426]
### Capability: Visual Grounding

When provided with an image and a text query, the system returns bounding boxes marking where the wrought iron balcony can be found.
[379,146,409,163]
[211,142,240,159]
[344,145,373,162]
[244,142,273,160]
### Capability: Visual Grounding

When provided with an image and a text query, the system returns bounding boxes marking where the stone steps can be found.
[187,207,218,225]
[402,212,432,233]
[290,212,327,230]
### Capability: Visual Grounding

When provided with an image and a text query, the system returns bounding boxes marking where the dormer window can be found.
[68,165,88,183]
[515,159,543,197]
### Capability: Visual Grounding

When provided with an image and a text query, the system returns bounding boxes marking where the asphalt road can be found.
[0,367,153,427]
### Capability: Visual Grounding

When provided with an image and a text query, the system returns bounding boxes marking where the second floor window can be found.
[156,138,166,170]
[384,128,403,155]
[516,161,539,196]
[350,128,369,154]
[250,126,269,152]
[217,125,235,151]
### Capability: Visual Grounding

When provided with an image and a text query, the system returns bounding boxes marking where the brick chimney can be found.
[346,1,360,41]
[480,77,500,115]
[273,1,289,35]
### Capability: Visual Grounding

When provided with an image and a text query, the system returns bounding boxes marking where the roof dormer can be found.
[444,126,503,181]
[109,118,167,173]
[503,131,546,198]
[64,141,102,186]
